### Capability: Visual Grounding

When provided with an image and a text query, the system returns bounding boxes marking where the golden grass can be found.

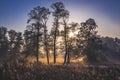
[28,57,85,65]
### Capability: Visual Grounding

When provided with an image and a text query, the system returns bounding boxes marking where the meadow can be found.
[0,60,120,80]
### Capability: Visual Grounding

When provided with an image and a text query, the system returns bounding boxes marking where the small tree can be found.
[8,30,17,55]
[0,27,8,57]
[23,25,36,57]
[14,32,23,54]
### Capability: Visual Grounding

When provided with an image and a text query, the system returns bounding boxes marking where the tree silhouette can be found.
[23,25,36,57]
[66,22,79,64]
[8,30,17,55]
[0,27,8,57]
[51,1,66,64]
[27,6,51,62]
[78,18,105,63]
[14,32,23,54]
[41,8,50,64]
[61,8,70,64]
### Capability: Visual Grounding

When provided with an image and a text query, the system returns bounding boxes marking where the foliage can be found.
[77,19,106,64]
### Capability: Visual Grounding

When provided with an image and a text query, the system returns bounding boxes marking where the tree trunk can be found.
[53,18,59,64]
[53,27,57,64]
[67,45,71,64]
[46,47,49,64]
[64,50,68,64]
[44,26,49,64]
[67,49,70,64]
[63,21,68,64]
[45,40,49,64]
[36,24,40,63]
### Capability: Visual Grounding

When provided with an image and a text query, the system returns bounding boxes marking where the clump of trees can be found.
[0,27,23,58]
[0,2,107,64]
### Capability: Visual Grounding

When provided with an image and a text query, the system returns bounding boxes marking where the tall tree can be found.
[61,10,69,64]
[27,6,47,62]
[66,22,79,64]
[41,8,50,64]
[51,2,65,64]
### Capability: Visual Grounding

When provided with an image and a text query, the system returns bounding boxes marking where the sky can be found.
[0,0,120,38]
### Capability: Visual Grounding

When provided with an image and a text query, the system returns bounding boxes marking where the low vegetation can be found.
[0,61,120,80]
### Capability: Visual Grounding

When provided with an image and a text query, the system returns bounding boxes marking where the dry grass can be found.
[1,61,120,80]
[28,57,85,65]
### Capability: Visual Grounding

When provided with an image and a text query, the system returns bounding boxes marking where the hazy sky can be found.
[0,0,120,38]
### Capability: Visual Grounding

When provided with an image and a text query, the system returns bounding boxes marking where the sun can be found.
[69,31,74,38]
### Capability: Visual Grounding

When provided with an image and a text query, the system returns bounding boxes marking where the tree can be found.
[61,8,70,64]
[51,1,65,64]
[27,6,47,62]
[78,18,105,64]
[8,30,23,61]
[14,32,23,54]
[66,22,79,64]
[23,25,36,57]
[27,6,50,63]
[0,27,8,57]
[41,8,50,64]
[8,30,17,55]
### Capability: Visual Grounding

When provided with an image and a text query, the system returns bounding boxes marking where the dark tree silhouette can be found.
[8,30,17,55]
[27,6,51,63]
[41,8,50,64]
[14,32,23,54]
[77,18,105,63]
[61,8,70,64]
[66,22,79,64]
[0,27,8,57]
[23,25,36,57]
[51,1,65,64]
